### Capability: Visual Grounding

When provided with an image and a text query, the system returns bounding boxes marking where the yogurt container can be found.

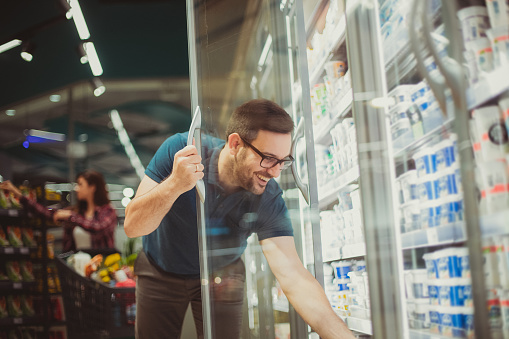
[402,201,421,233]
[389,102,412,125]
[487,26,509,67]
[429,305,441,333]
[462,307,475,338]
[332,261,352,279]
[414,299,430,329]
[466,37,495,73]
[438,306,464,337]
[398,170,418,203]
[423,252,438,279]
[435,139,454,170]
[437,279,470,306]
[414,147,436,177]
[428,280,440,305]
[421,200,440,229]
[412,269,429,299]
[333,278,350,291]
[457,6,491,43]
[389,84,414,107]
[486,0,509,28]
[435,248,462,279]
[457,247,470,278]
[417,174,437,202]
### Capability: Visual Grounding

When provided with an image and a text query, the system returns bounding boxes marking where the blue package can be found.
[414,149,435,176]
[429,284,440,305]
[438,282,465,306]
[457,249,470,279]
[423,253,438,279]
[419,178,436,201]
[439,308,464,337]
[429,307,441,334]
[434,174,450,199]
[421,202,437,228]
[462,309,474,337]
[436,250,462,278]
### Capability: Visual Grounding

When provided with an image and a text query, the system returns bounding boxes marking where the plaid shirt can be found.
[21,196,117,252]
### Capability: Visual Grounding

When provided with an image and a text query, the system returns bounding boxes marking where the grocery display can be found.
[0,185,66,339]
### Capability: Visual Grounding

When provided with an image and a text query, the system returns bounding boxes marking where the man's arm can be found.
[124,145,204,238]
[261,236,356,339]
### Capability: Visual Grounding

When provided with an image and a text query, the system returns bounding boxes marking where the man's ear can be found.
[228,133,242,155]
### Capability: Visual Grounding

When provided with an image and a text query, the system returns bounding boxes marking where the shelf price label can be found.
[13,318,22,324]
[20,247,29,255]
[4,247,14,254]
[8,210,18,217]
[13,282,22,289]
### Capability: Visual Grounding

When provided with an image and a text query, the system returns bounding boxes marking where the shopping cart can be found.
[55,250,135,339]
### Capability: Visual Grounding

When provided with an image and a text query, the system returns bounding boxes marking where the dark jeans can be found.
[134,251,245,339]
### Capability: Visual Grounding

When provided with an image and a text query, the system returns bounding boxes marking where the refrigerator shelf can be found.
[466,64,509,110]
[318,165,359,210]
[480,210,509,238]
[346,316,373,335]
[401,222,465,250]
[409,329,456,339]
[393,116,454,159]
[308,15,347,86]
[313,89,353,145]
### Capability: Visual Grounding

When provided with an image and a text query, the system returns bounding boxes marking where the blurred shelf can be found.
[313,89,353,145]
[346,316,372,335]
[409,329,456,339]
[318,166,359,209]
[341,243,366,259]
[0,209,23,217]
[480,210,509,238]
[467,65,509,110]
[393,116,454,159]
[0,246,34,255]
[273,299,289,313]
[0,316,43,327]
[401,222,465,250]
[0,281,37,291]
[308,16,347,86]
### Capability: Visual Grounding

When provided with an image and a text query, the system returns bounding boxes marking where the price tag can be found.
[427,228,439,244]
[8,210,18,217]
[20,247,29,255]
[13,318,22,324]
[4,247,14,254]
[13,282,22,289]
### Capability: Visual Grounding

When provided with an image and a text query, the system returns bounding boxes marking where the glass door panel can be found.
[186,0,318,338]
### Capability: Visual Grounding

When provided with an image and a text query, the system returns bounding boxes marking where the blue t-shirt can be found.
[142,132,294,276]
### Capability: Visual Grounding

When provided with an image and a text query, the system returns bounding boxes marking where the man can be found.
[125,99,355,339]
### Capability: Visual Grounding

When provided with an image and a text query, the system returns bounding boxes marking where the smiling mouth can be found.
[256,173,271,182]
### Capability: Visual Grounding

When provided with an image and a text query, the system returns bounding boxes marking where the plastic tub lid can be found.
[434,247,464,257]
[332,261,352,268]
[457,6,488,20]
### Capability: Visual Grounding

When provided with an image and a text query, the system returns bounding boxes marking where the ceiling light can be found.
[20,42,35,62]
[5,109,16,116]
[258,34,272,67]
[91,77,105,97]
[49,94,61,102]
[123,187,134,198]
[67,0,90,40]
[0,39,22,54]
[28,129,66,142]
[83,42,103,76]
[77,44,88,64]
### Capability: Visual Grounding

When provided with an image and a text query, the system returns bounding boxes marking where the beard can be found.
[232,149,271,195]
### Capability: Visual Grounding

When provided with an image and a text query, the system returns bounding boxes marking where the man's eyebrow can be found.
[263,151,292,159]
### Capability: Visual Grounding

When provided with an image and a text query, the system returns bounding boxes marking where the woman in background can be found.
[0,170,117,252]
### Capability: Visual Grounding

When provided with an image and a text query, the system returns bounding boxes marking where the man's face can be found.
[233,130,292,195]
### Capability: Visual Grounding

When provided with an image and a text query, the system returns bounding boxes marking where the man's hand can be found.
[170,145,204,194]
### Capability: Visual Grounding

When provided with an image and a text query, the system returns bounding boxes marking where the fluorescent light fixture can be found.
[20,42,35,62]
[28,129,66,142]
[6,110,16,116]
[123,187,134,198]
[0,39,22,54]
[49,94,61,102]
[109,109,146,180]
[68,0,90,40]
[83,42,103,76]
[258,34,272,67]
[91,77,105,96]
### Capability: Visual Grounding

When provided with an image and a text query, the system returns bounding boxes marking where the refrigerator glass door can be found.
[185,0,318,338]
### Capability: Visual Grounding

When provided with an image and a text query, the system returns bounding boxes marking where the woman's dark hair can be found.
[225,99,294,142]
[76,170,110,214]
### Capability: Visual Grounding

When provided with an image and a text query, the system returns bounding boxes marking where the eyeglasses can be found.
[240,137,294,170]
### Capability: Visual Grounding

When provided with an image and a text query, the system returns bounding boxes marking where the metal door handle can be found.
[188,106,205,203]
[291,119,310,204]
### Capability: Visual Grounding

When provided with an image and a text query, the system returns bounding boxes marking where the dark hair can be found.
[76,170,110,214]
[225,99,294,142]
